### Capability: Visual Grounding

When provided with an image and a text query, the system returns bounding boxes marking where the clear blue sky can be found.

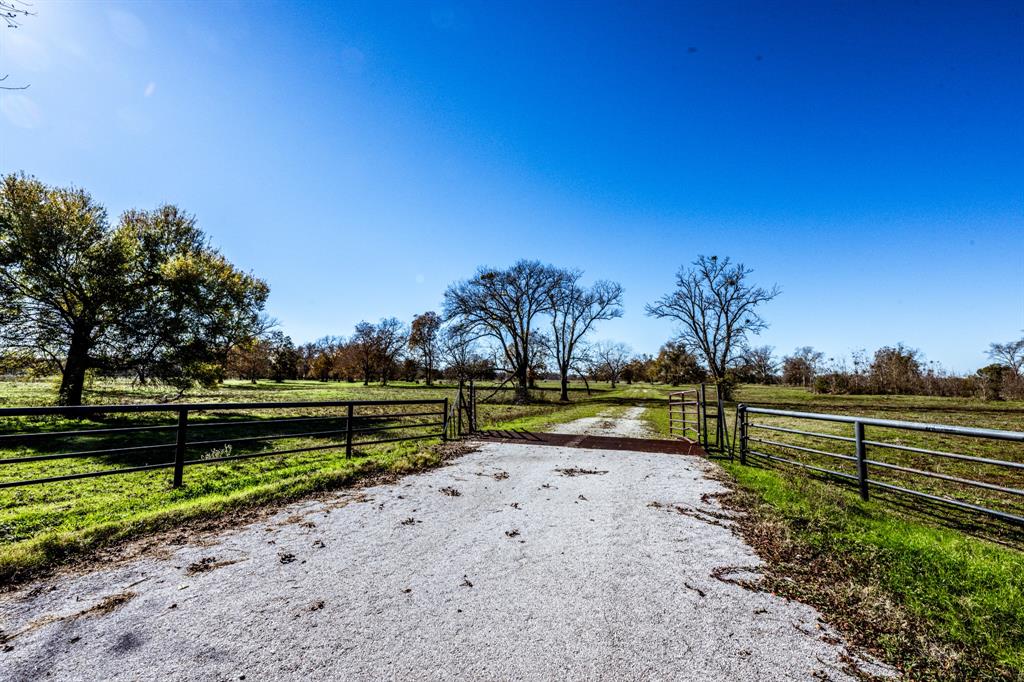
[2,1,1021,372]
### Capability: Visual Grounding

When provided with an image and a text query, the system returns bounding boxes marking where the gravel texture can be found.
[0,430,893,680]
[546,405,651,438]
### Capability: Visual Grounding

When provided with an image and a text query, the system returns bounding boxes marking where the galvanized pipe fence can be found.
[669,384,729,456]
[735,404,1024,526]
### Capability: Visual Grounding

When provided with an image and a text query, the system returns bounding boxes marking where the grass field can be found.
[0,378,631,583]
[2,377,1023,677]
[642,386,1024,679]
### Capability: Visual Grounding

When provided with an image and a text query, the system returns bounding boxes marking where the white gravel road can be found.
[0,417,892,681]
[546,405,651,438]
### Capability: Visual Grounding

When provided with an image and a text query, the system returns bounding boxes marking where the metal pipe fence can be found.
[667,390,701,441]
[0,398,449,490]
[736,404,1024,526]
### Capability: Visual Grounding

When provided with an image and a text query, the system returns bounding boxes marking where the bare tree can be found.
[741,345,778,384]
[782,346,824,387]
[409,311,442,385]
[988,337,1024,377]
[2,1,34,90]
[443,260,562,402]
[375,317,407,386]
[646,255,779,381]
[438,325,481,382]
[591,340,631,388]
[547,271,623,401]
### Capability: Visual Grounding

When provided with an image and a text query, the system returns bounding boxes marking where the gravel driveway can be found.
[0,420,891,681]
[546,405,651,438]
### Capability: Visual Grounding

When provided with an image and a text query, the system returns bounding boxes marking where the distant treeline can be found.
[4,173,1019,406]
[729,342,1024,401]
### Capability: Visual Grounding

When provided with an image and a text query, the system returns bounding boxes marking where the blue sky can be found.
[1,1,1021,372]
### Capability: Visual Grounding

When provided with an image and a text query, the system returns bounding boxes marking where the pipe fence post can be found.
[442,397,449,441]
[345,404,354,458]
[172,409,188,488]
[699,383,709,449]
[738,404,748,465]
[855,420,869,501]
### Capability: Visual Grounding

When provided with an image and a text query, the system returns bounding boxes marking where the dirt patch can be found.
[1,591,138,646]
[439,486,462,497]
[476,432,705,456]
[185,556,243,575]
[555,467,608,477]
[78,592,137,618]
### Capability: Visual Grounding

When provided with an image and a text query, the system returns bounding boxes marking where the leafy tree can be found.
[869,344,922,394]
[349,318,407,386]
[409,311,442,385]
[269,333,300,382]
[622,354,655,384]
[228,336,272,383]
[351,322,378,385]
[652,340,706,385]
[547,270,623,401]
[444,260,562,402]
[400,357,419,383]
[0,174,268,404]
[646,255,779,381]
[375,317,408,385]
[976,364,1006,401]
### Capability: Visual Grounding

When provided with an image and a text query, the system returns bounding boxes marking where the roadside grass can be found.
[0,436,443,584]
[0,377,628,583]
[725,464,1024,679]
[5,375,1024,678]
[643,397,1024,678]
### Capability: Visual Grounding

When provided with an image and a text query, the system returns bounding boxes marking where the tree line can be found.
[763,341,1024,400]
[3,174,1018,405]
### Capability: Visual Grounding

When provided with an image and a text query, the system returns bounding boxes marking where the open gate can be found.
[667,389,701,442]
[446,379,477,439]
[668,384,730,457]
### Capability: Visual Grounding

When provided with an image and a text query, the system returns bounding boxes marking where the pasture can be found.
[1,377,1023,676]
[0,378,630,581]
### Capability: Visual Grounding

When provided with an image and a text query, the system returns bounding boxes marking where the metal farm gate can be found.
[668,384,729,456]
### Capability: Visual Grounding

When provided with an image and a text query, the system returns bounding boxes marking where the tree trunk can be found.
[559,372,569,402]
[515,363,530,403]
[58,326,92,406]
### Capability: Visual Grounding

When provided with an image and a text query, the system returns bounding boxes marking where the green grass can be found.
[4,377,1024,676]
[0,377,637,582]
[724,463,1024,678]
[642,394,1024,678]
